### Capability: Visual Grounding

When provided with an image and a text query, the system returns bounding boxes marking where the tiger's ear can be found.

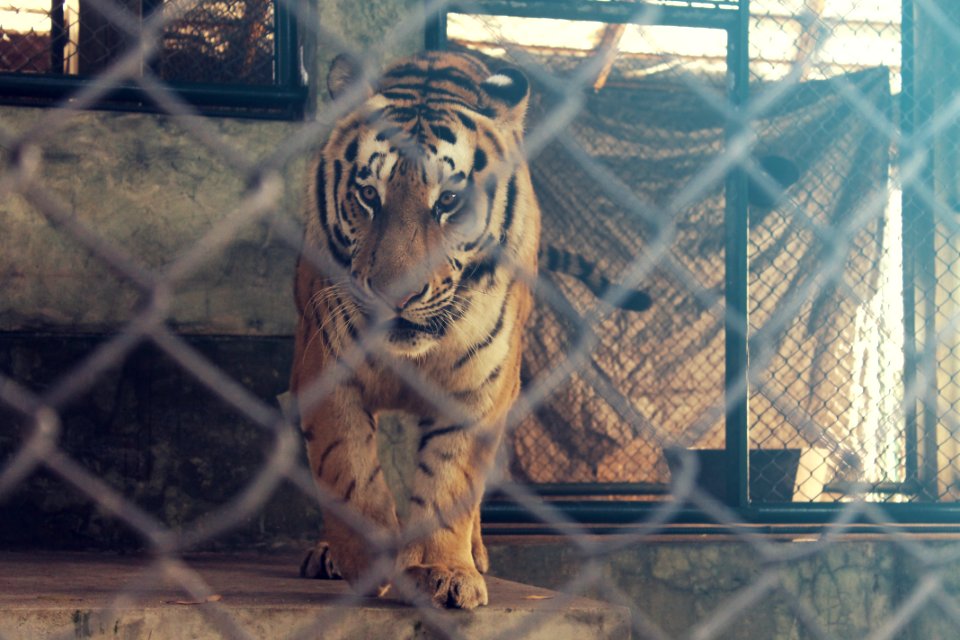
[327,53,371,101]
[481,67,530,126]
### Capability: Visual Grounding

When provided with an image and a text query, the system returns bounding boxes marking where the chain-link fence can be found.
[3,0,960,637]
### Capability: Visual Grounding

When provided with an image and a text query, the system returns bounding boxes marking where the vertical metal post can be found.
[900,0,920,494]
[50,0,66,74]
[724,0,751,510]
[424,5,448,51]
[902,0,939,500]
[275,0,306,118]
[275,0,288,87]
[917,5,941,502]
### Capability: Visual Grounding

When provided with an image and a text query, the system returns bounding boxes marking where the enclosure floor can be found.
[0,550,629,639]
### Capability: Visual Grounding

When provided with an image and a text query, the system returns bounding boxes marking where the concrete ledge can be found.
[0,552,630,640]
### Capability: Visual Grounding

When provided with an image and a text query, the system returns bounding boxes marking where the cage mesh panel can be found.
[0,0,275,85]
[0,28,53,73]
[7,0,960,638]
[498,55,891,491]
[912,0,960,502]
[159,0,275,84]
[511,71,728,485]
[745,4,910,503]
[746,69,894,502]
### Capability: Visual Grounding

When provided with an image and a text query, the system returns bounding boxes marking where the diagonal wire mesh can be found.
[4,0,960,638]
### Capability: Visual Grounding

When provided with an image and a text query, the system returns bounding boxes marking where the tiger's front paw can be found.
[404,564,489,610]
[299,541,342,580]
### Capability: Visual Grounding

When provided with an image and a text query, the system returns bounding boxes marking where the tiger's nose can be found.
[369,279,428,311]
[392,283,429,310]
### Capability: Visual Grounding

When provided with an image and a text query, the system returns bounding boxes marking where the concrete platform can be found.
[0,551,630,640]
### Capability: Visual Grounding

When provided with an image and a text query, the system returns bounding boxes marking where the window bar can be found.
[905,0,940,502]
[424,5,447,51]
[724,0,750,510]
[50,0,67,75]
[899,0,922,500]
[275,0,290,87]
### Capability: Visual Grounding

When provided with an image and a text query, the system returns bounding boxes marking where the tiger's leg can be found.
[471,505,489,574]
[299,385,399,594]
[397,422,500,609]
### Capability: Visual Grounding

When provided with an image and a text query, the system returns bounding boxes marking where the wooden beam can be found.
[591,23,627,92]
[794,0,825,78]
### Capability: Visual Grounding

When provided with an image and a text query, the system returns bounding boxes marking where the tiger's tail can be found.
[540,245,652,312]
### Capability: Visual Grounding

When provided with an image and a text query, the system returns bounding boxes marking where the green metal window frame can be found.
[428,0,960,533]
[0,0,307,119]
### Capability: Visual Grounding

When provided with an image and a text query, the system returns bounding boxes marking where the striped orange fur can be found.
[290,51,540,609]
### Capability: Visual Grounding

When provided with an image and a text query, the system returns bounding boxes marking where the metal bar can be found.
[296,0,318,118]
[424,5,448,50]
[906,0,941,502]
[483,522,960,536]
[900,0,921,497]
[445,0,740,30]
[274,0,290,87]
[0,74,307,119]
[822,481,922,496]
[142,0,164,78]
[723,1,750,510]
[482,501,960,531]
[482,500,960,526]
[491,482,672,497]
[50,0,67,75]
[275,0,305,119]
[742,502,960,524]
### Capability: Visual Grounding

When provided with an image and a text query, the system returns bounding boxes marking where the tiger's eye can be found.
[435,191,460,217]
[359,185,379,205]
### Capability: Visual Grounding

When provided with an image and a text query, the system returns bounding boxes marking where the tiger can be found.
[289,51,540,610]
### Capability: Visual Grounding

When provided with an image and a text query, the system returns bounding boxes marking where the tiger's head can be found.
[306,52,533,358]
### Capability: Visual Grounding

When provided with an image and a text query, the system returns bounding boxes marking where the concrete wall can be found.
[2,111,302,335]
[0,0,431,555]
[0,0,422,336]
[0,0,425,561]
[486,536,959,640]
[0,334,310,549]
[0,0,426,551]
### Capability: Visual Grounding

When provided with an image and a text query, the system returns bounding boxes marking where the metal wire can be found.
[3,0,960,638]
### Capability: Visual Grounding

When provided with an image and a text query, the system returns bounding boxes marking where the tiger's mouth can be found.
[356,300,455,346]
[387,316,443,342]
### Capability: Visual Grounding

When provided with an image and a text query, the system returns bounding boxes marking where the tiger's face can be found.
[312,53,530,358]
[343,115,489,355]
